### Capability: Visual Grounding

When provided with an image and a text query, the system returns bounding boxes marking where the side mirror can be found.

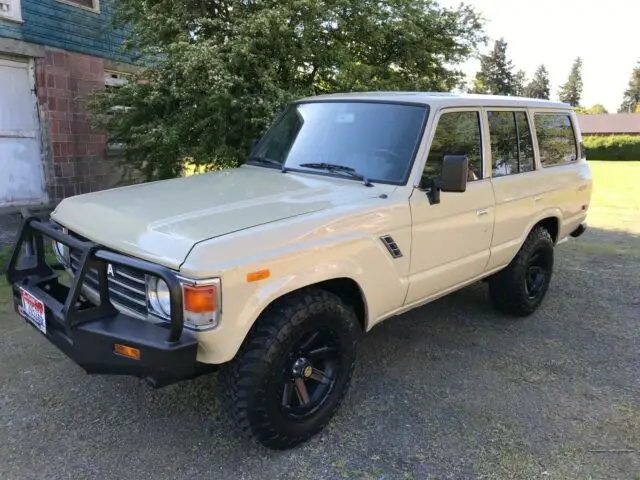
[440,155,468,193]
[422,154,469,205]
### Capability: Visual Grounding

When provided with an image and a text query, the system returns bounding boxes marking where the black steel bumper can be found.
[6,217,200,386]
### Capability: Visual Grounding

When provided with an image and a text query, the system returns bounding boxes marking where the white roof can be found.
[299,91,570,109]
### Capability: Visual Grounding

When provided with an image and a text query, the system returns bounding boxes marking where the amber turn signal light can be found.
[114,343,141,360]
[247,269,270,283]
[183,284,217,313]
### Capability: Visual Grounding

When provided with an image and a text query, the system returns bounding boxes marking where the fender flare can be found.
[523,209,562,244]
[200,260,372,364]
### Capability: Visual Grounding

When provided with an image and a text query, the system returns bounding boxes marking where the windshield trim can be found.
[248,100,431,186]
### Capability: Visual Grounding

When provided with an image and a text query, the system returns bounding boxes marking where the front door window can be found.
[422,111,483,183]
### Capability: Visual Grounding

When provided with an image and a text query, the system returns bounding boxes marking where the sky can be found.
[438,0,639,112]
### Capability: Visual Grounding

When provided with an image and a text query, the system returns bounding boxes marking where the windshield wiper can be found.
[246,156,287,173]
[298,163,373,187]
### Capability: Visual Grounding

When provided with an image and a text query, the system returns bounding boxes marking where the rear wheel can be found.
[488,226,554,317]
[221,288,360,450]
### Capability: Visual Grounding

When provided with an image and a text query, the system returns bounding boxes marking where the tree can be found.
[558,57,583,107]
[585,104,608,114]
[618,61,640,113]
[513,69,527,97]
[525,64,550,99]
[470,38,515,95]
[91,0,485,179]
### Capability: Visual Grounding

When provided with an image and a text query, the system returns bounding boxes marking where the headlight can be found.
[147,277,171,318]
[53,240,68,267]
[146,276,221,331]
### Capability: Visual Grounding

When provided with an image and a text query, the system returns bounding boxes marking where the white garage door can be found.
[0,57,47,207]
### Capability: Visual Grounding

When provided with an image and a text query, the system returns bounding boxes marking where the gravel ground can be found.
[1,224,638,480]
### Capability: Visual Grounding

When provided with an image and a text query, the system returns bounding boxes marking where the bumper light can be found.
[114,343,141,360]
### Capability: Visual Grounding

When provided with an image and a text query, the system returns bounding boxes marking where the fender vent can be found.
[380,235,403,259]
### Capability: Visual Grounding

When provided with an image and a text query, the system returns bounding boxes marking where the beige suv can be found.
[7,93,592,449]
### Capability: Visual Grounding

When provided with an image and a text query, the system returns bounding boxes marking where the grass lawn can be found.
[0,277,10,314]
[586,160,640,234]
[0,244,56,310]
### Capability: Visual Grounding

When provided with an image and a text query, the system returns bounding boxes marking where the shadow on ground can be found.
[1,227,638,479]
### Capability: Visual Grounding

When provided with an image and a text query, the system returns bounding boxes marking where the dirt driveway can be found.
[1,163,639,479]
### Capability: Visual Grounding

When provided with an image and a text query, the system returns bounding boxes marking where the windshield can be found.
[249,101,428,184]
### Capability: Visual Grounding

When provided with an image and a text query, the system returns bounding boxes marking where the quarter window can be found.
[488,111,535,177]
[534,114,578,167]
[423,111,483,183]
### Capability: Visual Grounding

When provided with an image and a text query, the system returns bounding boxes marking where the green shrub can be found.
[583,135,640,160]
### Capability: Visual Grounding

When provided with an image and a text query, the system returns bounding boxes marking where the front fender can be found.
[180,197,412,364]
[190,235,409,364]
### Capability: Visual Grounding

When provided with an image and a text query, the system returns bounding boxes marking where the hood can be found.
[51,166,389,269]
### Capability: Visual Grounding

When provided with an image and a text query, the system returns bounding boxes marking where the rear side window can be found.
[534,114,578,167]
[423,111,483,182]
[487,111,535,177]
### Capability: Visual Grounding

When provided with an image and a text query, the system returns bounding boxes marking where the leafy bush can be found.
[91,0,486,181]
[583,135,640,160]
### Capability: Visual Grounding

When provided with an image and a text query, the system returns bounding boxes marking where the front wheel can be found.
[221,288,360,450]
[488,226,555,317]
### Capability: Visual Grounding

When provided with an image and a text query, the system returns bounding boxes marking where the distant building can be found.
[0,0,137,209]
[577,114,640,137]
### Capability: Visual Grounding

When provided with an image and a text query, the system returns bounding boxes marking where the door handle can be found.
[534,196,543,203]
[477,208,489,216]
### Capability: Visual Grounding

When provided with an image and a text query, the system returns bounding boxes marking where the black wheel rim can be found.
[280,326,341,419]
[524,250,550,300]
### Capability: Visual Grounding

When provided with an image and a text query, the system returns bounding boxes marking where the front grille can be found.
[68,239,149,318]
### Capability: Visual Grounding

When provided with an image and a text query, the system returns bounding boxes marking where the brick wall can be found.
[35,47,126,203]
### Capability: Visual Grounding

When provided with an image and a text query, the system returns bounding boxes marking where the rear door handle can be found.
[477,208,489,216]
[534,196,543,203]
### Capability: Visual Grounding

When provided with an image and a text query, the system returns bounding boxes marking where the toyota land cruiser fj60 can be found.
[7,93,591,449]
